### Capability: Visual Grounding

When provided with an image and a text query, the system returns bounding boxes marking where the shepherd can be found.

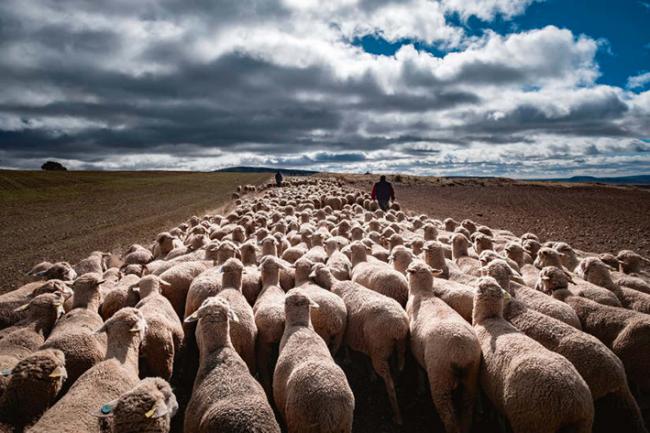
[371,175,395,211]
[275,171,283,187]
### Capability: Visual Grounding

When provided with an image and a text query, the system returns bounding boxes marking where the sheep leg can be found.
[416,366,427,396]
[256,339,273,395]
[371,356,402,425]
[458,367,479,433]
[395,337,406,373]
[427,367,461,433]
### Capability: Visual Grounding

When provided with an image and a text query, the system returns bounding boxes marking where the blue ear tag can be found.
[1,369,11,377]
[101,404,113,415]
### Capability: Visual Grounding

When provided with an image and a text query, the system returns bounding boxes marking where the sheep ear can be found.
[13,304,29,313]
[94,321,109,335]
[430,268,443,276]
[33,270,49,277]
[184,311,199,324]
[49,366,67,379]
[541,276,551,281]
[228,309,239,323]
[309,299,320,310]
[502,290,512,302]
[144,401,169,419]
[96,279,106,286]
[308,270,317,279]
[158,279,172,289]
[562,271,575,284]
[92,400,118,418]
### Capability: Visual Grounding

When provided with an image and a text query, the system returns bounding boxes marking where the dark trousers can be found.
[378,199,390,211]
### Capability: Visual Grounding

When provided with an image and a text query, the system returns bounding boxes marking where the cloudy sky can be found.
[0,0,649,177]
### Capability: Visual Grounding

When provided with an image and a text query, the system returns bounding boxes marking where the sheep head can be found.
[473,277,509,324]
[94,377,178,430]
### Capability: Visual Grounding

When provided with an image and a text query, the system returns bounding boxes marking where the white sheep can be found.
[472,277,594,433]
[349,241,409,306]
[406,262,480,433]
[27,308,147,433]
[273,290,354,433]
[310,263,408,424]
[132,275,184,380]
[184,297,280,433]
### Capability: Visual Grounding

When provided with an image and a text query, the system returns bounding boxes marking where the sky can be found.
[0,0,649,177]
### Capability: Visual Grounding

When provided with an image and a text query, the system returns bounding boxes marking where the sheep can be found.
[406,262,480,433]
[238,240,263,304]
[349,241,409,307]
[74,251,108,276]
[472,277,594,433]
[303,232,328,263]
[0,349,67,432]
[499,271,648,433]
[30,262,77,282]
[484,259,582,329]
[273,290,354,433]
[323,238,352,280]
[99,274,141,320]
[310,263,407,424]
[212,258,257,373]
[541,266,650,392]
[122,244,153,266]
[0,280,71,330]
[291,258,347,355]
[617,250,650,274]
[576,257,650,314]
[388,245,415,275]
[26,261,53,278]
[523,259,622,307]
[451,233,481,276]
[40,273,107,392]
[253,255,292,393]
[422,241,450,279]
[27,307,147,433]
[155,232,179,259]
[183,297,280,433]
[504,241,532,268]
[93,377,177,433]
[131,275,184,381]
[158,260,212,318]
[0,293,65,396]
[553,242,581,272]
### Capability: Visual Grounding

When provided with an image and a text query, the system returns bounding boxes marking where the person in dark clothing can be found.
[371,175,395,211]
[275,171,283,187]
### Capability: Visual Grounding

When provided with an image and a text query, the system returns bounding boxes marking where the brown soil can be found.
[337,174,650,257]
[0,170,270,293]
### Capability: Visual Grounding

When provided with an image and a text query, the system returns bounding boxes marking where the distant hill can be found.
[215,166,319,176]
[530,175,650,185]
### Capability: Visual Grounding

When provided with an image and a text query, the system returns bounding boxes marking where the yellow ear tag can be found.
[144,406,156,418]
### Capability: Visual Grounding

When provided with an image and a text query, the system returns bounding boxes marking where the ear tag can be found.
[101,404,113,415]
[145,407,156,418]
[1,369,11,377]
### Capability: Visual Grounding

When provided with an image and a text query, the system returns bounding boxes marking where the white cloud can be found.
[0,0,647,176]
[441,0,540,21]
[627,71,650,89]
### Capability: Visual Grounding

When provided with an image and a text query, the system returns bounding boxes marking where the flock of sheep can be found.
[0,176,649,433]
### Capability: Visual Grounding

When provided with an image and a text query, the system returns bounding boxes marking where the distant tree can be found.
[41,161,67,171]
